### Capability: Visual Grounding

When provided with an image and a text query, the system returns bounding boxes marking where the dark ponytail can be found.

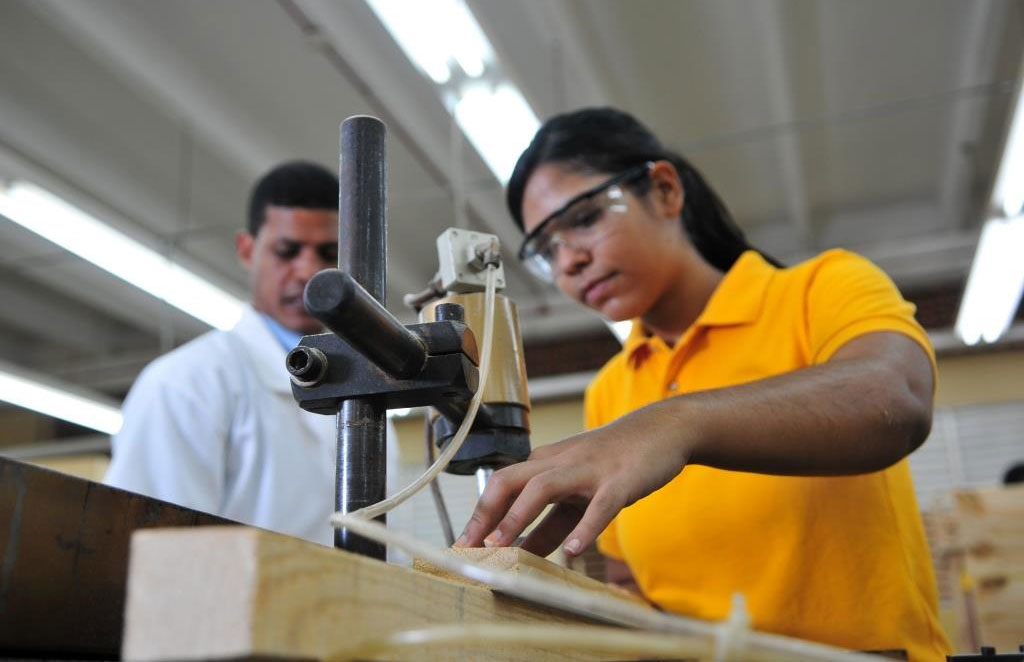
[506,107,780,271]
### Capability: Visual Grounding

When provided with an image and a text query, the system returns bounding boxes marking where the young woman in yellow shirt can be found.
[456,107,951,661]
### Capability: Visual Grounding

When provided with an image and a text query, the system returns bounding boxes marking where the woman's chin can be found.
[595,299,640,323]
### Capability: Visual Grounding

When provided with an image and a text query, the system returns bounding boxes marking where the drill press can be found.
[286,116,530,558]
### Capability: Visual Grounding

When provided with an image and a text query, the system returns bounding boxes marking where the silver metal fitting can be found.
[436,228,506,294]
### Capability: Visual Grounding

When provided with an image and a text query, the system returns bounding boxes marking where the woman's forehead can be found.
[521,164,609,232]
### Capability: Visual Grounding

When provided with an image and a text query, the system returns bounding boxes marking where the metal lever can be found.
[305,269,427,379]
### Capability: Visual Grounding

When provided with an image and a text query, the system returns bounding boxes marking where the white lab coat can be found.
[105,306,398,546]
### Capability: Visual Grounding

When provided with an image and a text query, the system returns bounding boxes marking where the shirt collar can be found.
[622,250,776,354]
[694,250,775,327]
[260,313,304,351]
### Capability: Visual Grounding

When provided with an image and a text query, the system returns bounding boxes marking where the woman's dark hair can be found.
[506,107,779,271]
[246,160,338,236]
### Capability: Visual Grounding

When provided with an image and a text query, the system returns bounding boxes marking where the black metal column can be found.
[336,115,388,557]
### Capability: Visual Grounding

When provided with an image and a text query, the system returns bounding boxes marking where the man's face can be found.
[236,205,339,333]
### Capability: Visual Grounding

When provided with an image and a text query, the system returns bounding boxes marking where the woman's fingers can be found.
[526,442,563,461]
[519,501,586,557]
[478,466,586,547]
[455,460,545,547]
[454,432,642,555]
[561,486,626,557]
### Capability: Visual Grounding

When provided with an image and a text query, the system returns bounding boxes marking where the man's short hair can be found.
[1004,462,1024,485]
[246,161,338,236]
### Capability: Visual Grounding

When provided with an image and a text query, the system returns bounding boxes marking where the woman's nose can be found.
[554,240,591,276]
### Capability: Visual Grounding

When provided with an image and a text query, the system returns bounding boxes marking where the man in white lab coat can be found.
[106,161,397,546]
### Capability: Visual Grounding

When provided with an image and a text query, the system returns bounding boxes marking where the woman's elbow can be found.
[903,400,932,455]
[882,369,933,460]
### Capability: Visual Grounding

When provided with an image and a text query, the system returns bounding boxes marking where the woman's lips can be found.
[582,273,616,305]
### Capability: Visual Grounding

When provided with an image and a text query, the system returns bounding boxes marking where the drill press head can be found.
[419,229,532,476]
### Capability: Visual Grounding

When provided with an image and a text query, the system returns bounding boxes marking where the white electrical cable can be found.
[715,593,751,662]
[332,623,715,661]
[340,263,498,521]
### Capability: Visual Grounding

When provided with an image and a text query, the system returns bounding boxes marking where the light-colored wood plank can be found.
[951,485,1024,651]
[28,453,110,482]
[414,547,651,608]
[122,527,643,662]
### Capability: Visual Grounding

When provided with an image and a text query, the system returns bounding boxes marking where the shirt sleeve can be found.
[104,356,231,515]
[805,250,936,376]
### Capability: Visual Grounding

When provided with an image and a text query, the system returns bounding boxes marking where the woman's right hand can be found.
[454,403,694,557]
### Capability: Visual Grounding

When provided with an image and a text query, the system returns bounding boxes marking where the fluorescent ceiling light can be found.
[365,0,539,184]
[956,72,1024,346]
[365,0,491,84]
[0,181,244,330]
[992,79,1024,218]
[954,216,1024,345]
[454,84,540,184]
[606,320,633,344]
[0,360,122,435]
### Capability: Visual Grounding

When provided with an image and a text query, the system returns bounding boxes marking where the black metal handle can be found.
[305,269,427,379]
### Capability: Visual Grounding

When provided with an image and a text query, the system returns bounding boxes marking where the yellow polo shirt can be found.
[590,249,950,661]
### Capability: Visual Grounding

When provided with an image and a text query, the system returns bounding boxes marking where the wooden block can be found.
[952,485,1024,651]
[955,485,1024,553]
[122,527,635,662]
[28,452,111,482]
[414,546,651,608]
[0,457,234,658]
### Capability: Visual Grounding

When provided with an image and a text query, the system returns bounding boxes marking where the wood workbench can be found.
[0,456,234,658]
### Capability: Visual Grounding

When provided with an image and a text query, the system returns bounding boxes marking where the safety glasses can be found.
[517,162,653,282]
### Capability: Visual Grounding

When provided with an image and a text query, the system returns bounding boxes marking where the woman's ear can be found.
[649,160,684,219]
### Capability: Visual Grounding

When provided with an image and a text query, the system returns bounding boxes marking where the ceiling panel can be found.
[0,0,1021,433]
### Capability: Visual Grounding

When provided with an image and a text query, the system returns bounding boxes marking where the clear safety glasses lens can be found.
[519,185,631,282]
[517,162,652,283]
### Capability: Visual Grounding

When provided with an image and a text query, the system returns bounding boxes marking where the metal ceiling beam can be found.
[0,273,121,356]
[0,324,58,372]
[752,0,813,248]
[530,2,612,109]
[751,198,976,288]
[858,232,976,287]
[49,350,161,394]
[753,198,937,255]
[938,0,1005,231]
[470,0,612,114]
[28,0,282,178]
